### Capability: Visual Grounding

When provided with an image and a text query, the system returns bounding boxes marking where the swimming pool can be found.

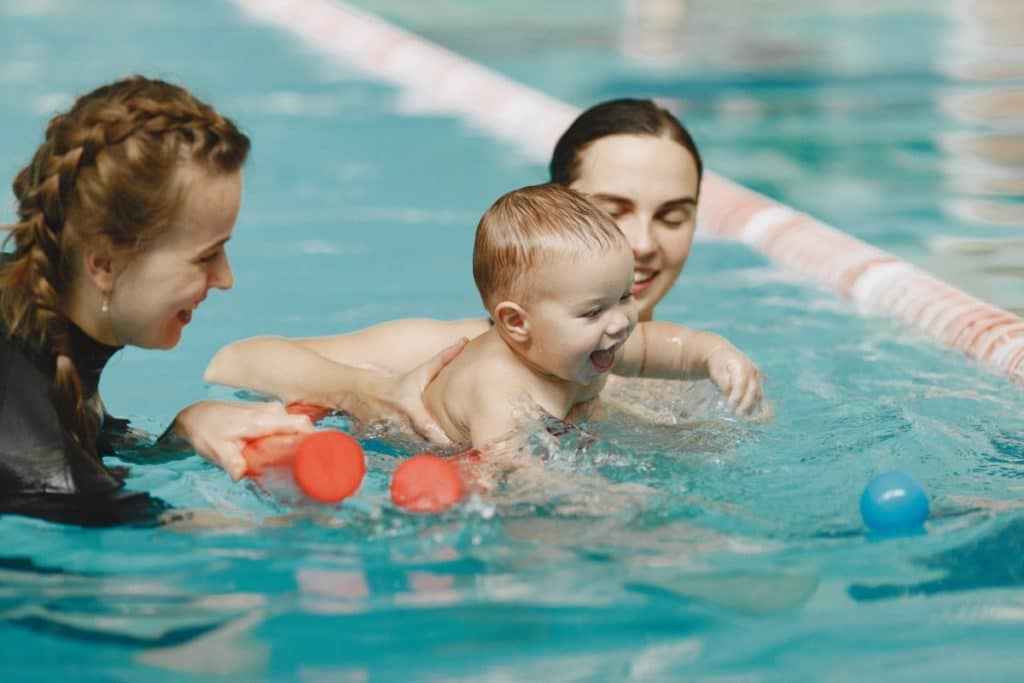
[2,1,1024,680]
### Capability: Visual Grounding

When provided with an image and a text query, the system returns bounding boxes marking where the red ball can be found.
[390,453,463,513]
[292,430,366,504]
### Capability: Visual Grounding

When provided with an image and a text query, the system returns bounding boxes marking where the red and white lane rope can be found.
[230,0,1024,386]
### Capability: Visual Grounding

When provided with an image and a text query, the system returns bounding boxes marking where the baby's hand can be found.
[706,345,764,417]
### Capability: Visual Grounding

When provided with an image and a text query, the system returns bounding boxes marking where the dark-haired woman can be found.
[205,98,761,437]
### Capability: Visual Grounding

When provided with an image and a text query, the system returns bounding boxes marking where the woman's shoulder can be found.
[0,329,127,500]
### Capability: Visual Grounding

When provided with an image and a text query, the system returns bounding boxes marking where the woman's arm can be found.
[205,318,489,392]
[204,318,488,442]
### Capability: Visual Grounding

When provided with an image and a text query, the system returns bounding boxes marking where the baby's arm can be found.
[615,322,764,416]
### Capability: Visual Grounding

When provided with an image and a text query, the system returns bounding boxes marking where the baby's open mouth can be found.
[590,341,623,373]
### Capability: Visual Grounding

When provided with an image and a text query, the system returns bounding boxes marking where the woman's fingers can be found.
[236,411,314,439]
[409,413,453,446]
[219,447,248,481]
[253,400,287,414]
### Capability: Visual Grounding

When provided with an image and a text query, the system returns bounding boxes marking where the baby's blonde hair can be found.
[473,183,628,311]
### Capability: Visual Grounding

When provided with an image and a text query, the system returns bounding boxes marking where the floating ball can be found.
[391,453,463,513]
[293,430,366,504]
[860,470,930,531]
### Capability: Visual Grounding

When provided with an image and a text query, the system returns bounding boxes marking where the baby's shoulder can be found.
[451,352,523,395]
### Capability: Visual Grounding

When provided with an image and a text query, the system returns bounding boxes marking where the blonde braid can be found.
[1,75,250,459]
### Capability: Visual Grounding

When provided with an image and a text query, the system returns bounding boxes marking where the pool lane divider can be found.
[230,0,1024,387]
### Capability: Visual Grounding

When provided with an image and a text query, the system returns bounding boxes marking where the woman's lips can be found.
[632,271,656,295]
[178,298,205,326]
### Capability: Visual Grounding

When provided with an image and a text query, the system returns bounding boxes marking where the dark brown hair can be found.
[550,98,703,188]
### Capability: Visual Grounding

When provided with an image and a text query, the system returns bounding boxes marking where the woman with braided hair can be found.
[0,76,461,525]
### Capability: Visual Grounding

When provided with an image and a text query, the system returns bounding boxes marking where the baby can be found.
[422,183,762,449]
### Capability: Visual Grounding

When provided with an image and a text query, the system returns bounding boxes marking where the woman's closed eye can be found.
[593,199,632,220]
[657,206,694,227]
[195,248,222,265]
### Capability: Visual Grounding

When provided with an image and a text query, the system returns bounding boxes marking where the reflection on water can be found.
[850,514,1024,601]
[932,0,1024,312]
[620,0,690,66]
[612,0,1024,313]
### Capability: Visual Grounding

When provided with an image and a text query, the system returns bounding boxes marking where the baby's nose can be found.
[607,310,631,337]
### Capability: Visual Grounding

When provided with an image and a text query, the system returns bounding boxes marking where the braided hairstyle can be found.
[0,75,250,459]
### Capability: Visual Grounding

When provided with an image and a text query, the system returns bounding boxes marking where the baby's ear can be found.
[494,301,530,343]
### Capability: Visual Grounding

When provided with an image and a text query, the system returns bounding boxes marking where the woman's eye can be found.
[659,209,692,227]
[596,203,628,219]
[197,251,219,264]
[620,291,634,302]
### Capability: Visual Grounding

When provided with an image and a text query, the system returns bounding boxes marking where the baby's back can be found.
[422,329,524,445]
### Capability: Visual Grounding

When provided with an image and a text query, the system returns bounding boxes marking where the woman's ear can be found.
[81,238,117,293]
[494,301,530,343]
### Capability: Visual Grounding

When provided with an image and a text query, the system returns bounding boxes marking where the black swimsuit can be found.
[0,311,166,527]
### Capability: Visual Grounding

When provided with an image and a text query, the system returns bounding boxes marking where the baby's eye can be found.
[620,291,634,302]
[581,307,602,319]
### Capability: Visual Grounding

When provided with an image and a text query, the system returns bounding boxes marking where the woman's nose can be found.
[618,215,657,260]
[210,252,234,291]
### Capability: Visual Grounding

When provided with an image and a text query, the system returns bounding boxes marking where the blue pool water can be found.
[2,1,1024,681]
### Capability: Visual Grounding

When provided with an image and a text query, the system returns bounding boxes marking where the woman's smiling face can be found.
[570,133,700,322]
[107,167,241,349]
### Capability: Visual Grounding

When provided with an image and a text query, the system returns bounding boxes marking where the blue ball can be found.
[860,470,930,531]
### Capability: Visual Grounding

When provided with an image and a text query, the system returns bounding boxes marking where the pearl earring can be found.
[101,296,110,314]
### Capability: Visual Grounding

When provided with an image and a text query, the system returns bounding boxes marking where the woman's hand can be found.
[171,400,315,480]
[705,345,765,417]
[344,338,468,445]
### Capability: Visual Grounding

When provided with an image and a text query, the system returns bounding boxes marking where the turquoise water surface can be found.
[2,1,1024,681]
